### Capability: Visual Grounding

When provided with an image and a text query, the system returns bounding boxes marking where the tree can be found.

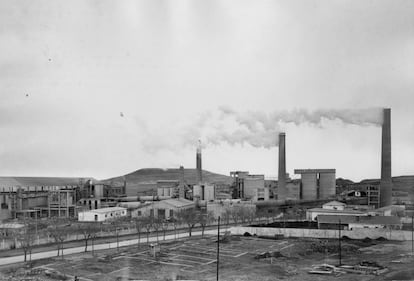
[176,208,198,237]
[161,220,169,241]
[230,207,240,224]
[199,211,215,236]
[142,216,153,244]
[246,207,257,225]
[17,223,36,262]
[133,217,144,248]
[170,217,181,240]
[78,222,100,253]
[47,218,71,258]
[222,208,232,226]
[152,218,162,242]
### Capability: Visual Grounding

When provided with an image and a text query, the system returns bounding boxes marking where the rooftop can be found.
[162,198,195,208]
[307,208,366,215]
[84,207,127,214]
[294,169,336,174]
[318,214,401,225]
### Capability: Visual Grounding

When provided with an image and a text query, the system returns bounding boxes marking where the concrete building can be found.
[306,207,367,221]
[193,184,215,201]
[156,180,178,197]
[0,177,88,220]
[294,169,336,200]
[78,207,127,222]
[131,198,195,220]
[230,171,269,202]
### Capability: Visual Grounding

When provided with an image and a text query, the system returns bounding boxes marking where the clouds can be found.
[0,0,413,180]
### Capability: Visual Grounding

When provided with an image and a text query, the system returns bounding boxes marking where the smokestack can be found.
[179,166,185,198]
[380,108,392,207]
[278,133,287,200]
[196,140,202,184]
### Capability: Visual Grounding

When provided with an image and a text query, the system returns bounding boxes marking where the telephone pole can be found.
[217,216,220,281]
[338,219,342,266]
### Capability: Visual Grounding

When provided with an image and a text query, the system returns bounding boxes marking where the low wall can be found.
[230,226,413,241]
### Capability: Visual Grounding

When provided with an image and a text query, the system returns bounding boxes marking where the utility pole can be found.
[411,216,413,255]
[338,219,342,266]
[217,216,220,281]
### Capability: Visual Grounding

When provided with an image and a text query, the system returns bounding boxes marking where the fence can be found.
[230,226,414,241]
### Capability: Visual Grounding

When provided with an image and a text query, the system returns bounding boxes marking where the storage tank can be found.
[301,173,318,200]
[319,172,336,199]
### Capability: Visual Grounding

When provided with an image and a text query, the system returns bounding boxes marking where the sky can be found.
[0,0,413,181]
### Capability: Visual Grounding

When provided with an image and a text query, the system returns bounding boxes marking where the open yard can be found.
[0,235,413,281]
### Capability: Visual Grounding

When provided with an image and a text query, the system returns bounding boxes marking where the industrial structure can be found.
[294,169,336,200]
[278,133,287,200]
[196,140,202,184]
[230,171,269,201]
[380,108,392,207]
[0,177,87,220]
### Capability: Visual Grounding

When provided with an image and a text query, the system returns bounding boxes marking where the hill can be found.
[101,168,233,195]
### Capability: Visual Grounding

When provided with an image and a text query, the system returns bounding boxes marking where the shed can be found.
[78,207,127,222]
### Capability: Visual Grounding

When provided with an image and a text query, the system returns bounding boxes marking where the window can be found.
[137,211,142,216]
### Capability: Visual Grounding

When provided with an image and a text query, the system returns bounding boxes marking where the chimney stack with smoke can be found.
[380,108,392,207]
[278,133,287,200]
[196,140,202,184]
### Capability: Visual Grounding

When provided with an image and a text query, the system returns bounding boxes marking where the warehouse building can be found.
[78,206,127,222]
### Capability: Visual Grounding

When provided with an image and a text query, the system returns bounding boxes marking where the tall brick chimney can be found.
[196,140,202,184]
[278,133,287,200]
[380,108,392,207]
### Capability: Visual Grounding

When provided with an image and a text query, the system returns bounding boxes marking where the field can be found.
[1,235,413,281]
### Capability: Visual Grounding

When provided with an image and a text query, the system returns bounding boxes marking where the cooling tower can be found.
[196,140,202,184]
[278,133,287,200]
[380,108,392,207]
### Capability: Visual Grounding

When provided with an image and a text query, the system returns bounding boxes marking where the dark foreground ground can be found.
[0,235,413,281]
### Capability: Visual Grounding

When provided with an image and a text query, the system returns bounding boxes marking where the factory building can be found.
[156,180,179,197]
[193,184,215,202]
[230,171,269,201]
[77,181,126,210]
[0,177,89,220]
[78,206,127,222]
[294,169,336,200]
[131,198,195,220]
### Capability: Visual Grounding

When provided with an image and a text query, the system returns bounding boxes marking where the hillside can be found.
[101,168,233,195]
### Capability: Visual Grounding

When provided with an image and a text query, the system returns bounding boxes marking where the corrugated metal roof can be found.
[318,214,401,225]
[162,198,195,208]
[308,208,366,214]
[0,177,95,188]
[85,207,127,214]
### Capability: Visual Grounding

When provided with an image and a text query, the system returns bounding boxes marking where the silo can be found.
[301,172,318,200]
[319,171,336,199]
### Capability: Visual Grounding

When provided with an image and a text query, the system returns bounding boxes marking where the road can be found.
[0,227,229,266]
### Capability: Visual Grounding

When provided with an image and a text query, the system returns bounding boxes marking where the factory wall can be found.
[229,226,413,241]
[286,181,300,200]
[301,173,318,200]
[319,172,336,198]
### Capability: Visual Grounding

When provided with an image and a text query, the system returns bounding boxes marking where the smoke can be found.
[140,106,384,151]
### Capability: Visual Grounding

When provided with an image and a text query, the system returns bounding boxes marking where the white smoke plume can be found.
[140,106,383,151]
